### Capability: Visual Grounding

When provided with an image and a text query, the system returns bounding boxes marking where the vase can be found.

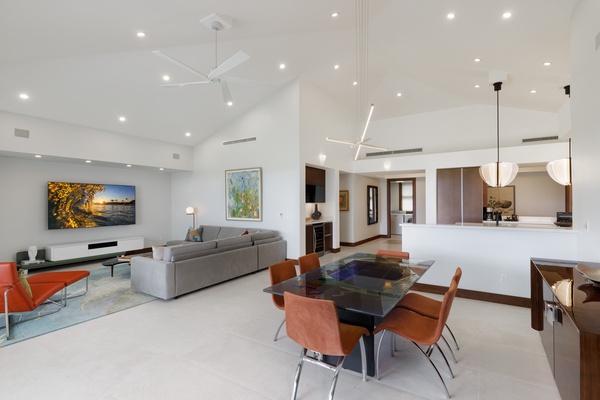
[311,204,322,220]
[28,245,37,261]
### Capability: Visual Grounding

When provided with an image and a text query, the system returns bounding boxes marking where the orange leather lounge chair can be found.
[268,260,297,341]
[27,270,91,303]
[374,268,461,399]
[298,252,320,275]
[1,262,66,340]
[285,292,369,400]
[375,249,410,260]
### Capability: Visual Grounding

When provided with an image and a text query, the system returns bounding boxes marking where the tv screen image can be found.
[48,182,136,229]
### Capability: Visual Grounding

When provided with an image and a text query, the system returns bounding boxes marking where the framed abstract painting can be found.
[225,167,262,221]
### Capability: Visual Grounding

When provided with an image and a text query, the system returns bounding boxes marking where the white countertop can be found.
[305,218,333,225]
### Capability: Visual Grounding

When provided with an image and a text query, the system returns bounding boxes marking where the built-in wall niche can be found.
[305,166,326,203]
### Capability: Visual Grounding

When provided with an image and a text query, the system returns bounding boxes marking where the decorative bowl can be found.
[576,263,600,283]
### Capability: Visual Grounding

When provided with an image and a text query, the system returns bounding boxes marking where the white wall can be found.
[571,0,600,260]
[0,156,171,261]
[0,110,193,171]
[339,173,353,243]
[170,80,302,258]
[510,171,565,216]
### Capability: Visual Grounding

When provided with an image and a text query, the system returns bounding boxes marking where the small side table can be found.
[101,258,130,277]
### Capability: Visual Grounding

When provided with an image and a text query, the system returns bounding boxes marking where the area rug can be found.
[0,266,156,347]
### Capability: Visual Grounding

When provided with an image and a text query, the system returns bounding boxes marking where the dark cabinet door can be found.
[436,167,484,224]
[305,225,314,254]
[554,308,580,400]
[324,222,332,251]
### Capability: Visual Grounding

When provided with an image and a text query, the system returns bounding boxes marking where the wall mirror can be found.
[367,185,378,225]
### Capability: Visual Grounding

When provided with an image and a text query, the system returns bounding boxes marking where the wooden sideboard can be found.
[530,258,600,400]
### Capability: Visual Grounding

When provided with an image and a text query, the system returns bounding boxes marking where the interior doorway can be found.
[386,178,416,237]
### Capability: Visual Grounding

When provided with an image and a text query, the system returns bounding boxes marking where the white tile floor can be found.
[1,238,561,400]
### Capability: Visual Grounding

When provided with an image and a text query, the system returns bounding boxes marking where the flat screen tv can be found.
[306,184,326,203]
[47,182,136,229]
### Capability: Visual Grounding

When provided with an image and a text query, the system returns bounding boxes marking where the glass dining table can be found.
[263,252,435,376]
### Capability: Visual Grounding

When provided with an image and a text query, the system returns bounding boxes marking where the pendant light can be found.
[547,138,572,185]
[479,82,519,187]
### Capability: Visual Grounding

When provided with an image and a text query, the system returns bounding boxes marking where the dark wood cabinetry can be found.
[531,258,600,400]
[306,166,325,186]
[306,222,332,255]
[436,167,484,224]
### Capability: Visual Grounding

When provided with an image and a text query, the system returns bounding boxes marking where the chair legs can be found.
[445,323,460,350]
[274,317,286,341]
[376,330,451,399]
[291,338,367,400]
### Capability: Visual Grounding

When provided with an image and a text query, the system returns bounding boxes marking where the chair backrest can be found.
[434,267,461,339]
[269,260,297,310]
[376,250,410,260]
[0,262,34,310]
[284,292,347,356]
[298,252,320,275]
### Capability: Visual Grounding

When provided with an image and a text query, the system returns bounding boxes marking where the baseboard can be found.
[411,283,530,308]
[340,235,386,247]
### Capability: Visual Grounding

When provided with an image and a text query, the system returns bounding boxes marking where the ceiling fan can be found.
[152,14,254,106]
[326,104,388,159]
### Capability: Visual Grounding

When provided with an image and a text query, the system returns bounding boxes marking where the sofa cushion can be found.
[201,226,221,242]
[217,227,248,239]
[250,231,277,242]
[163,241,216,262]
[215,235,252,249]
[253,236,283,246]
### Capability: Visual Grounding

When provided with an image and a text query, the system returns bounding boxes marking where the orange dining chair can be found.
[1,262,66,339]
[376,249,410,260]
[395,267,463,359]
[285,292,370,400]
[374,269,460,399]
[268,260,297,341]
[298,252,320,275]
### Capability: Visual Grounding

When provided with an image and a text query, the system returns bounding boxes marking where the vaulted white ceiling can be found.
[0,0,575,147]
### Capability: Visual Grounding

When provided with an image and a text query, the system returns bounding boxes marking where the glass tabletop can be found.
[264,252,434,317]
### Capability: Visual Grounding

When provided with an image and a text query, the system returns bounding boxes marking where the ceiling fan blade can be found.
[326,137,359,146]
[208,50,250,80]
[152,50,210,81]
[220,75,277,87]
[160,81,213,88]
[220,80,233,105]
[359,143,388,151]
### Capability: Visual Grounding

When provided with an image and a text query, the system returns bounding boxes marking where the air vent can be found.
[222,137,257,146]
[172,153,180,160]
[14,128,29,138]
[366,148,423,157]
[522,136,558,143]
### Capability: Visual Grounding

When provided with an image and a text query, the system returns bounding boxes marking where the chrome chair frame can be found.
[291,337,367,400]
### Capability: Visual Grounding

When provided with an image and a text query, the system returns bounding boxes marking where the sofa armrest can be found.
[131,257,176,300]
[257,239,287,270]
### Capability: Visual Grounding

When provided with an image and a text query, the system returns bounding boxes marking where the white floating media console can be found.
[45,237,144,262]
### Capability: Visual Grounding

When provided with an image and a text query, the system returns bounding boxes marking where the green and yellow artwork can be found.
[225,168,262,221]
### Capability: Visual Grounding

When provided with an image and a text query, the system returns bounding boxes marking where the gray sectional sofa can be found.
[130,225,286,300]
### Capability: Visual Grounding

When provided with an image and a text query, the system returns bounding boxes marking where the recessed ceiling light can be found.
[331,12,339,18]
[279,63,286,70]
[162,75,170,81]
[119,116,126,122]
[185,132,191,137]
[34,154,42,158]
[502,12,512,19]
[530,89,537,94]
[19,93,29,100]
[397,92,402,97]
[334,64,340,70]
[474,58,481,63]
[126,164,132,168]
[85,160,91,163]
[353,81,358,86]
[543,61,552,66]
[136,32,146,38]
[447,13,455,20]
[159,167,164,171]
[475,84,480,88]
[227,101,233,106]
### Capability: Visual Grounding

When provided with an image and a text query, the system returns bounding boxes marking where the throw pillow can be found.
[18,269,33,298]
[185,227,202,242]
[152,246,166,260]
[241,230,249,236]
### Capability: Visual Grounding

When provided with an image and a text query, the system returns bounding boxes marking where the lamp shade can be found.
[547,158,571,185]
[479,162,519,187]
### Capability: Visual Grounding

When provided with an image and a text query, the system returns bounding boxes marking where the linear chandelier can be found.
[479,82,518,187]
